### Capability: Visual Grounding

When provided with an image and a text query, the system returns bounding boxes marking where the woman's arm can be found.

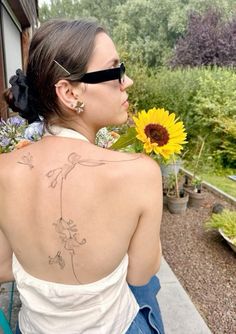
[0,229,14,283]
[127,156,163,286]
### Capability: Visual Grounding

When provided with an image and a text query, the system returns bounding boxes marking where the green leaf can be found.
[111,127,137,150]
[134,138,143,152]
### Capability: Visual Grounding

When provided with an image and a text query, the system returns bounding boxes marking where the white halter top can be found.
[43,125,90,142]
[12,126,139,334]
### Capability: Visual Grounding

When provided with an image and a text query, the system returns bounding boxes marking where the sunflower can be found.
[133,108,187,160]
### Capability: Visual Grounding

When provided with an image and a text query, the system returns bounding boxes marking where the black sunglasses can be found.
[79,63,126,84]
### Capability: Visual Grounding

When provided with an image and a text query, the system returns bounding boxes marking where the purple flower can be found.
[7,116,26,127]
[0,119,7,127]
[0,137,11,147]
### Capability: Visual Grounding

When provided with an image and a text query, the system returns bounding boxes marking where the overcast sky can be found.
[38,0,51,6]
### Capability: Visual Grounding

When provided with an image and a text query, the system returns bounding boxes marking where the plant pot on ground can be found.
[183,175,205,208]
[166,191,189,214]
[166,172,189,214]
[205,209,236,253]
[188,188,206,208]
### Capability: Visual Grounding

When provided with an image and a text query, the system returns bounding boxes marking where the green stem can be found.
[193,139,205,180]
[173,155,179,198]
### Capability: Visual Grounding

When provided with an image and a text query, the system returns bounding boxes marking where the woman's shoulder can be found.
[0,151,14,172]
[0,153,12,188]
[98,148,161,182]
[0,146,32,181]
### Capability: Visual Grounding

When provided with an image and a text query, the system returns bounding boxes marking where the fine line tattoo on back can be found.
[47,152,140,283]
[17,152,34,169]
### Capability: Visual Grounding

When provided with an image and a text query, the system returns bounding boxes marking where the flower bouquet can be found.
[0,116,43,153]
[0,116,119,153]
[96,127,120,148]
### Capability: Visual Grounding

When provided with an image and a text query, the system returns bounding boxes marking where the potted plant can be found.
[161,155,182,206]
[205,209,236,253]
[184,137,206,208]
[165,169,189,214]
[186,175,206,208]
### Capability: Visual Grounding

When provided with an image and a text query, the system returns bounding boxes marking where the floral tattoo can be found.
[46,152,140,283]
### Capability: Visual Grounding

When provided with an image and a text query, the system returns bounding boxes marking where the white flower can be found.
[24,121,44,141]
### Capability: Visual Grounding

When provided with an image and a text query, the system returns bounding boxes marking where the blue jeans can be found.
[15,322,21,334]
[127,275,165,334]
[126,309,155,333]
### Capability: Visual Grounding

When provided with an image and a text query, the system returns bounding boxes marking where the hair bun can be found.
[9,69,29,112]
[9,69,40,124]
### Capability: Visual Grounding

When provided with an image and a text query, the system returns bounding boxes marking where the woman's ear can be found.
[55,79,81,110]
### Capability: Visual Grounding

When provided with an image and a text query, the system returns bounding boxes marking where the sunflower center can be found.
[144,123,169,146]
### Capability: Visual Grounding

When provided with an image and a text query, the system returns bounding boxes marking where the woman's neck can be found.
[46,120,96,144]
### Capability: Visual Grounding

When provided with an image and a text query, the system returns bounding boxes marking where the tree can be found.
[78,0,126,35]
[39,0,236,67]
[39,0,78,21]
[39,0,187,67]
[39,0,125,35]
[170,8,236,67]
[112,0,187,67]
[218,18,236,66]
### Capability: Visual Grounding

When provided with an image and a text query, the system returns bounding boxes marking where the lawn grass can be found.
[202,173,236,198]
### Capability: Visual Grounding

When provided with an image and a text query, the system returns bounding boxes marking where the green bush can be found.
[128,65,201,124]
[191,68,236,168]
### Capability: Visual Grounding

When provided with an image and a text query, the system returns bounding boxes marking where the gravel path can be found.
[161,188,236,334]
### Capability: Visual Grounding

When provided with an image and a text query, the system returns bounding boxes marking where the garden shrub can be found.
[213,116,236,168]
[191,68,236,168]
[128,65,201,123]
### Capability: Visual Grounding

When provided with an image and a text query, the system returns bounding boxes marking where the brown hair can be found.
[3,19,105,127]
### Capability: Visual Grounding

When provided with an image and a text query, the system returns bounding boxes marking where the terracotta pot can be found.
[166,193,189,214]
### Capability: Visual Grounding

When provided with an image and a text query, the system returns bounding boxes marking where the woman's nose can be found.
[120,75,133,90]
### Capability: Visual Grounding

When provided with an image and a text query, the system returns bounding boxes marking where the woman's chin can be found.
[101,111,128,128]
[117,111,128,124]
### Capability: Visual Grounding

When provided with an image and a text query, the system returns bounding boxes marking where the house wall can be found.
[0,0,38,120]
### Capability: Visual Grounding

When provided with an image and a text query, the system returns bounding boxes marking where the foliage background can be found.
[39,0,236,67]
[39,0,236,173]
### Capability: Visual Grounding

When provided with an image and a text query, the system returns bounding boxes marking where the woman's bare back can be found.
[0,136,150,285]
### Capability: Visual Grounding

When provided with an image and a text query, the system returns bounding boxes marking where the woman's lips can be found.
[122,97,129,107]
[122,100,129,108]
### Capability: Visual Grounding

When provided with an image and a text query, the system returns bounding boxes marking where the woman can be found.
[0,19,164,334]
